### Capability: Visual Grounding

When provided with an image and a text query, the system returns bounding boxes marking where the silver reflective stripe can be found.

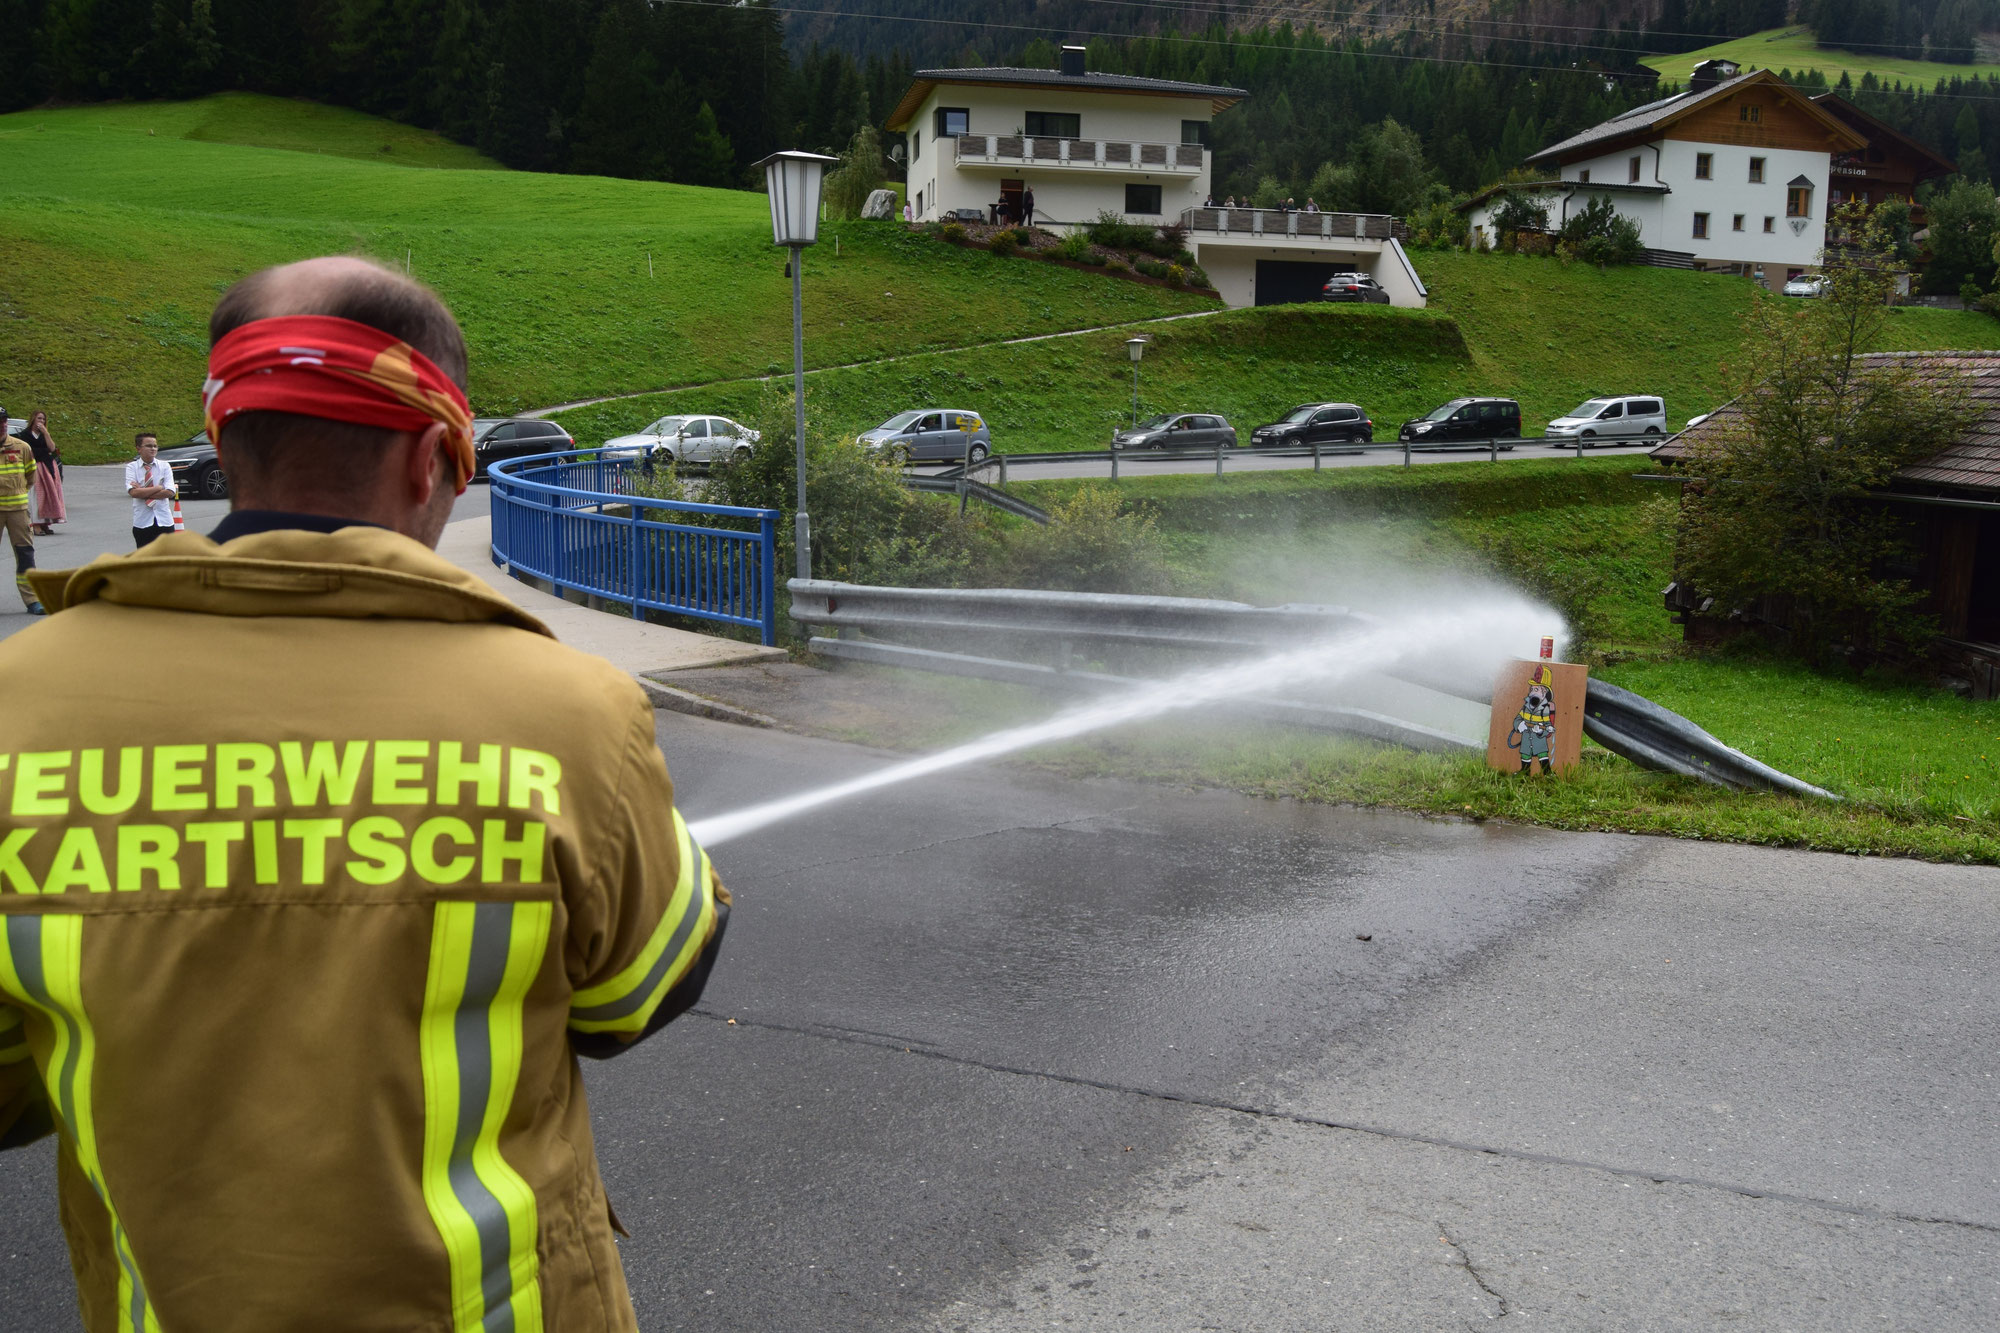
[452,902,518,1333]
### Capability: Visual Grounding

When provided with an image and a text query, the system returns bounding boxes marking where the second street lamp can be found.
[1125,336,1148,430]
[754,149,840,581]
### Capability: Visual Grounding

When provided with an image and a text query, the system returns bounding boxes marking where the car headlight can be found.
[1411,423,1433,434]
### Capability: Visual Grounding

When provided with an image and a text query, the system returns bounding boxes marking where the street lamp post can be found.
[1125,336,1148,430]
[755,149,840,581]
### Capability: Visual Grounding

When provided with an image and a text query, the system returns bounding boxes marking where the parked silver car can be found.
[603,414,761,465]
[1113,413,1237,450]
[1543,395,1667,443]
[1782,273,1826,298]
[858,409,991,464]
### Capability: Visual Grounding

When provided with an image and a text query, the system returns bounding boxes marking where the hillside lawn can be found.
[0,95,1213,460]
[953,460,1999,865]
[552,248,2000,450]
[1640,26,2000,87]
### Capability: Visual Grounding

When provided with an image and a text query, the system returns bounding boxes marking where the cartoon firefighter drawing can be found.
[1509,664,1557,774]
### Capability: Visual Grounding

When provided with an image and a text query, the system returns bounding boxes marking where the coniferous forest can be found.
[4,0,2000,208]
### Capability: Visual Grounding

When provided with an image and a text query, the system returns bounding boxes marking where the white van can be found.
[1543,395,1667,444]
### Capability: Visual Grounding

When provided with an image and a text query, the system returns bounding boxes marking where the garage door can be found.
[1254,259,1341,306]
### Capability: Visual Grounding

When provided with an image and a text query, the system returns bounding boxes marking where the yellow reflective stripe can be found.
[420,901,550,1333]
[0,916,158,1333]
[568,811,715,1034]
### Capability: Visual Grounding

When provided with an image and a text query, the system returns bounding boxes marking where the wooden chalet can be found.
[1811,93,1957,226]
[1653,352,2000,695]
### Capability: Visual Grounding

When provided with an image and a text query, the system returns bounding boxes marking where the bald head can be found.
[210,256,468,387]
[208,257,469,546]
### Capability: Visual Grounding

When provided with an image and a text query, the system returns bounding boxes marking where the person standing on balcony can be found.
[1021,183,1035,228]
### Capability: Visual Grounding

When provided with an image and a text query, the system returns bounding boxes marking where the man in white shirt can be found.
[125,432,178,547]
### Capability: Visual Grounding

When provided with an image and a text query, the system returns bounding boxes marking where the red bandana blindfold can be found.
[203,315,475,494]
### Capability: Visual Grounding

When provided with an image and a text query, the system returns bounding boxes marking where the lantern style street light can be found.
[755,149,840,580]
[1125,336,1149,429]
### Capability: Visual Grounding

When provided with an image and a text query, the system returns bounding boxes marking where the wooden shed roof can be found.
[1651,350,2000,496]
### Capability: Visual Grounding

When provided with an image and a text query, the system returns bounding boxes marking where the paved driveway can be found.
[4,712,1994,1330]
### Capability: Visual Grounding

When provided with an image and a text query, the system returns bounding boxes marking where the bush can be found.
[938,221,966,244]
[1011,226,1033,245]
[994,486,1172,594]
[1183,263,1211,289]
[1133,257,1170,280]
[1165,262,1187,286]
[1056,229,1093,262]
[1557,196,1643,266]
[1086,209,1158,252]
[988,229,1019,257]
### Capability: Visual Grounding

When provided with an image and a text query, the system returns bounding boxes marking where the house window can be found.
[1629,155,1641,183]
[915,190,923,216]
[1125,183,1163,215]
[1692,212,1710,239]
[1695,152,1713,180]
[1732,214,1744,231]
[1748,156,1765,183]
[935,107,969,138]
[1578,168,1590,183]
[1763,216,1775,232]
[1025,111,1081,139]
[1787,183,1812,217]
[1740,104,1762,123]
[911,131,920,162]
[1181,120,1209,148]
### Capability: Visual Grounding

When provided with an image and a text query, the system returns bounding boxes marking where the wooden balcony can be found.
[951,134,1205,174]
[1180,207,1400,242]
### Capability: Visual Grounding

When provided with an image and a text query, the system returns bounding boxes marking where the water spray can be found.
[687,600,1558,849]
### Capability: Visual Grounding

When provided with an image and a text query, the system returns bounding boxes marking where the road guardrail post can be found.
[1312,439,1321,471]
[1403,438,1411,467]
[1214,438,1224,479]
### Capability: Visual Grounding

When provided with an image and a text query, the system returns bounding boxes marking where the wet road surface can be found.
[3,712,1996,1329]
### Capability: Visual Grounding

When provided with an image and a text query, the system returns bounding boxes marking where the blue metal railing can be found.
[488,450,780,645]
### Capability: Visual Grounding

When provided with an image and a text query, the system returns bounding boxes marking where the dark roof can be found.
[887,67,1247,130]
[1527,68,1863,166]
[1456,178,1670,212]
[1811,93,1957,177]
[1651,351,2000,497]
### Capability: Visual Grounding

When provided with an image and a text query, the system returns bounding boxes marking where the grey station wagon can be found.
[859,409,992,464]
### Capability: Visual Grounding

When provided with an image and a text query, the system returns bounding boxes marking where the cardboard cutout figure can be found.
[1487,659,1587,775]
[1510,665,1557,774]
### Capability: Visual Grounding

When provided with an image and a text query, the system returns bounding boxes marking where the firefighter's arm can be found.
[565,701,730,1060]
[0,1005,52,1152]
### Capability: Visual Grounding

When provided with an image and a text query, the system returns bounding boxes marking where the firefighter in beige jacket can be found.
[0,258,727,1333]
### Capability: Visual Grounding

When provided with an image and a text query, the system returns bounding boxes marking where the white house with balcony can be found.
[885,47,1428,309]
[1463,63,1868,288]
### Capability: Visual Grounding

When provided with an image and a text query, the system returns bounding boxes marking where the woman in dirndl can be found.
[25,410,64,534]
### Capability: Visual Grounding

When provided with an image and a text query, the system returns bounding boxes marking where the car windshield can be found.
[878,411,924,432]
[1423,400,1468,422]
[1138,415,1176,430]
[1567,399,1615,419]
[643,416,689,435]
[471,418,509,441]
[1281,407,1319,424]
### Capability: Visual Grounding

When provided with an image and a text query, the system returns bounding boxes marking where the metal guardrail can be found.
[945,434,1659,485]
[899,473,1052,523]
[787,580,1837,798]
[490,450,780,645]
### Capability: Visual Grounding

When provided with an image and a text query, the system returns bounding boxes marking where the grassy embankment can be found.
[1641,26,2000,86]
[553,247,2000,448]
[0,95,1214,460]
[921,459,1999,865]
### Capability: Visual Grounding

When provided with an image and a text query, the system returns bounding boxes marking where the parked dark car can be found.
[1398,397,1521,447]
[1321,272,1390,304]
[1112,413,1237,451]
[474,417,576,478]
[161,431,230,500]
[1249,402,1373,450]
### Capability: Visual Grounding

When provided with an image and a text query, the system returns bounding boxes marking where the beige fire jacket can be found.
[0,525,728,1333]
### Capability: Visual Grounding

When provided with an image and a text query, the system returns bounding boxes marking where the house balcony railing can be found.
[1180,207,1403,242]
[952,134,1205,173]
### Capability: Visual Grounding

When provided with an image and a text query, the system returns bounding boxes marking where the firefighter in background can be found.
[1509,664,1557,774]
[0,257,726,1332]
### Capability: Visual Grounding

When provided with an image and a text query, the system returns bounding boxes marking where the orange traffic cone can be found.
[171,497,186,532]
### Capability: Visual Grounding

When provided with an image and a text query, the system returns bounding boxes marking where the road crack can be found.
[1436,1221,1510,1319]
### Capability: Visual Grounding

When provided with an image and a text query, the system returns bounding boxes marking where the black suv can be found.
[1321,273,1390,304]
[1398,397,1521,447]
[1249,402,1373,450]
[161,432,230,500]
[473,417,576,479]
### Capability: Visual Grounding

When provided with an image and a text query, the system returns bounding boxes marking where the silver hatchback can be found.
[858,409,992,464]
[1544,395,1667,443]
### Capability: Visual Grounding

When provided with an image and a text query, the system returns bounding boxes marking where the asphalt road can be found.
[948,438,1661,483]
[4,711,1995,1330]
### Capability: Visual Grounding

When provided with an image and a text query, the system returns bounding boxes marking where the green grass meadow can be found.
[1639,26,2000,86]
[0,95,1212,457]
